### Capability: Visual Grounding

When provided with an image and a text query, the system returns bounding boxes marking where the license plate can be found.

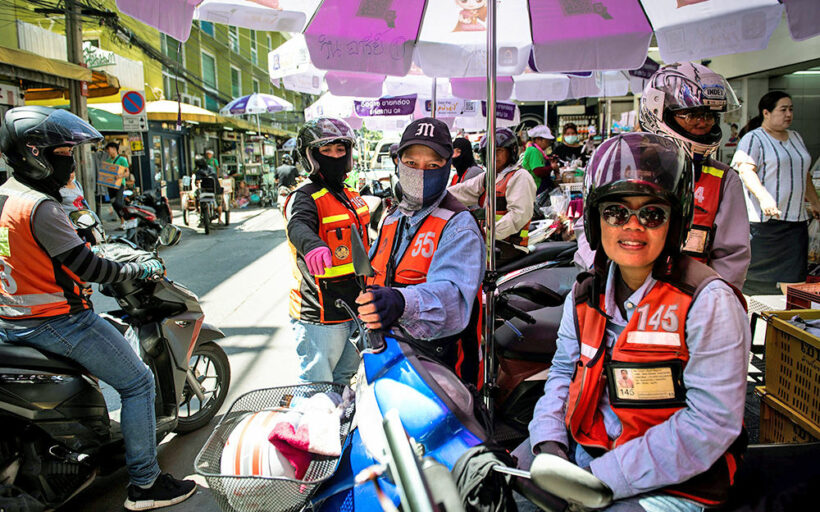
[123,219,139,229]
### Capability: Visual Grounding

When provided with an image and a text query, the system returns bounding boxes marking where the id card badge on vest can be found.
[606,360,686,408]
[682,225,711,256]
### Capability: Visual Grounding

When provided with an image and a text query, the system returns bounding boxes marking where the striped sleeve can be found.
[55,244,142,283]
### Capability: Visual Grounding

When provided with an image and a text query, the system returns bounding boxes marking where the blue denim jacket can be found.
[369,192,485,340]
[529,263,750,500]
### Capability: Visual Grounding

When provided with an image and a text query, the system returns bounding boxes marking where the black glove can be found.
[366,285,405,328]
[534,440,569,461]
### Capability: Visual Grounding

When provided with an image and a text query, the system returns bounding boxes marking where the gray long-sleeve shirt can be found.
[574,159,750,290]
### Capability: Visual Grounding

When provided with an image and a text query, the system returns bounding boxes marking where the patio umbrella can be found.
[219,92,294,135]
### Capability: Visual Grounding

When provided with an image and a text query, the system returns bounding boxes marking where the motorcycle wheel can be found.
[176,342,231,433]
[201,203,211,235]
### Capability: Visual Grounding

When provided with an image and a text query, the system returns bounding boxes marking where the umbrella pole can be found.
[482,0,498,415]
[431,77,437,119]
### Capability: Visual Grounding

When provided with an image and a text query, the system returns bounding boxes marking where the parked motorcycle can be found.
[198,175,230,235]
[112,188,166,251]
[0,214,231,511]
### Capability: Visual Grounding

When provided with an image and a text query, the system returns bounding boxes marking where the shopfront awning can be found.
[24,70,121,101]
[87,100,222,124]
[220,116,294,137]
[0,45,91,87]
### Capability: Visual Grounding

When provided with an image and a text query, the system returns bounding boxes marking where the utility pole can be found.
[65,0,96,210]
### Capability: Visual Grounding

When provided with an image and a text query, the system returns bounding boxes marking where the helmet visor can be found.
[24,109,103,148]
[659,72,740,113]
[585,133,690,200]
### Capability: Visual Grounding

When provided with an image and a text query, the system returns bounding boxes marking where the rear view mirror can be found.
[350,227,374,279]
[69,209,100,230]
[159,224,182,246]
[530,454,613,509]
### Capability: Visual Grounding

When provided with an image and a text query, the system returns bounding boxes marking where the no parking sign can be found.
[121,90,148,132]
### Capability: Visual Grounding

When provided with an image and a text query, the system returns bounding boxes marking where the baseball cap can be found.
[527,125,554,140]
[397,117,453,159]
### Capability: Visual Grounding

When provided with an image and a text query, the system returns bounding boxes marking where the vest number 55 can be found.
[411,232,436,258]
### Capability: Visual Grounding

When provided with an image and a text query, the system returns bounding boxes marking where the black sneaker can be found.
[124,474,197,511]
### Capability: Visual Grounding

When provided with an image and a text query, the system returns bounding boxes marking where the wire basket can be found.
[195,384,355,512]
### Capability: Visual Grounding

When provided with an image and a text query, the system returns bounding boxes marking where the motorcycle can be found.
[359,178,394,241]
[196,230,486,512]
[112,188,165,251]
[0,213,231,511]
[198,175,231,235]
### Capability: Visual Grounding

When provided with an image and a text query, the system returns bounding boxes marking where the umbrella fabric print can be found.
[453,0,487,32]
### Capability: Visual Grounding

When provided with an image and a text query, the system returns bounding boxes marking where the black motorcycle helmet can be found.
[0,106,102,180]
[282,154,294,165]
[583,132,694,258]
[479,127,519,169]
[296,117,356,175]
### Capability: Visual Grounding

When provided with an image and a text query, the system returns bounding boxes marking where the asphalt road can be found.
[67,205,300,512]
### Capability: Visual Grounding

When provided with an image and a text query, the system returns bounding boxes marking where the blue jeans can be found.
[0,310,161,487]
[291,319,359,385]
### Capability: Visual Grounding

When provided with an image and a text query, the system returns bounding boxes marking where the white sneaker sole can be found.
[123,485,196,511]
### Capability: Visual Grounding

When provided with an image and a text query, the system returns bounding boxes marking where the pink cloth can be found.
[304,246,332,275]
[269,423,313,480]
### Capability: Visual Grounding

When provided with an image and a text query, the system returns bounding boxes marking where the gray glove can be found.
[138,259,164,280]
[534,440,569,461]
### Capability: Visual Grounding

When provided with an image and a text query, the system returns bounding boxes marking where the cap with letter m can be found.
[398,117,453,160]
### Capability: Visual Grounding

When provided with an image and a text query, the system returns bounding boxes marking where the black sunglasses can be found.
[600,202,671,229]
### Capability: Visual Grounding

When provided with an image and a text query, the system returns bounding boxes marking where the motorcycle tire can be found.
[176,342,231,433]
[201,203,211,235]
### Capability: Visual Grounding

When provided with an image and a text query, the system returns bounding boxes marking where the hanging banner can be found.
[480,101,517,121]
[353,94,416,117]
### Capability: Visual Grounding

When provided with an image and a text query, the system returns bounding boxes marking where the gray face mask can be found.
[397,160,451,214]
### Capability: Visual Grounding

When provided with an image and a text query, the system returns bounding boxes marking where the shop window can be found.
[201,52,217,88]
[231,67,241,98]
[228,26,239,53]
[200,21,215,37]
[250,29,258,65]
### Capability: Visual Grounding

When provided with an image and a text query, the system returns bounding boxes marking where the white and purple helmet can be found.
[639,62,739,158]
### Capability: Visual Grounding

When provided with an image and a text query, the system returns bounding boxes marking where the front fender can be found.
[196,323,225,346]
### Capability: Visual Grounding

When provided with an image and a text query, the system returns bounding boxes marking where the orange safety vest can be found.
[285,183,370,324]
[681,161,728,263]
[0,178,91,320]
[480,168,530,249]
[368,193,483,387]
[566,258,747,506]
[450,172,467,187]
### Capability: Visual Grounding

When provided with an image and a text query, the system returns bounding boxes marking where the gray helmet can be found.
[0,106,102,180]
[296,117,356,175]
[479,127,519,167]
[282,154,294,165]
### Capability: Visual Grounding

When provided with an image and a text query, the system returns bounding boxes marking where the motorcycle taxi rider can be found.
[449,128,537,266]
[193,155,225,225]
[355,118,485,385]
[0,106,196,511]
[284,117,371,386]
[516,133,750,511]
[575,62,750,290]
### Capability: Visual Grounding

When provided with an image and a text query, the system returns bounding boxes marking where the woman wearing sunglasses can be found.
[517,133,750,511]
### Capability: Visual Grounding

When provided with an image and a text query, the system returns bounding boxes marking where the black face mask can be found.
[48,154,76,187]
[453,152,470,173]
[312,150,348,190]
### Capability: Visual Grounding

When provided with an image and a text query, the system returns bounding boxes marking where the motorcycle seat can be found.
[0,343,86,374]
[495,306,562,362]
[497,241,577,274]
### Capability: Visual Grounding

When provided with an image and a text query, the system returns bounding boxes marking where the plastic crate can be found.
[762,310,820,427]
[785,283,820,310]
[756,387,820,444]
[194,384,354,512]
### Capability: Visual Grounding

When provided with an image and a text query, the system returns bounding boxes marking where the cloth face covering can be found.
[397,160,451,213]
[312,149,348,190]
[46,150,76,187]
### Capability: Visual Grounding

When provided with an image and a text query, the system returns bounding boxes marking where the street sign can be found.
[128,133,145,156]
[121,90,148,132]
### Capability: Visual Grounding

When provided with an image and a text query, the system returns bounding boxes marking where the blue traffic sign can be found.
[122,91,145,115]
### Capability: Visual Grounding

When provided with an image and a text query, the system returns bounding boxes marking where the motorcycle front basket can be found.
[194,384,355,512]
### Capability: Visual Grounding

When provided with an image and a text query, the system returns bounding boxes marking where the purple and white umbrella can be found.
[219,92,293,116]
